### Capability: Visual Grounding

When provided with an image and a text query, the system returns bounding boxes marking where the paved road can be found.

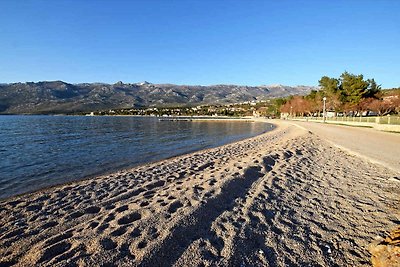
[288,121,400,174]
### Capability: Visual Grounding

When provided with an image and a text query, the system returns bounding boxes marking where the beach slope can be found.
[0,121,399,266]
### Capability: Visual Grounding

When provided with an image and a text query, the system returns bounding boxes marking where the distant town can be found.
[87,99,280,118]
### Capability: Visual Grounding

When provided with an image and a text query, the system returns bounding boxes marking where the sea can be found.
[0,115,273,199]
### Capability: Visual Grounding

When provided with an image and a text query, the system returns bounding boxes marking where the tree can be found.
[305,90,323,115]
[367,99,394,116]
[318,76,343,114]
[318,76,339,97]
[279,72,387,117]
[392,94,400,115]
[280,96,313,116]
[265,98,286,117]
[359,98,375,115]
[339,71,369,105]
[365,78,381,98]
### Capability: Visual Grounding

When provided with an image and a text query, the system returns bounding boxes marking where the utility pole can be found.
[323,97,327,123]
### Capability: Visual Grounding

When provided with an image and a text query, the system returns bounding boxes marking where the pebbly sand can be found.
[0,120,399,266]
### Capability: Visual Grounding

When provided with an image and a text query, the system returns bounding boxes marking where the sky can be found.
[0,0,399,88]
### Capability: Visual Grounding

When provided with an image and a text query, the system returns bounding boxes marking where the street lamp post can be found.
[290,106,293,119]
[323,97,327,123]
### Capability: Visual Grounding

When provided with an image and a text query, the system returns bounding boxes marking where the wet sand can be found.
[0,120,399,266]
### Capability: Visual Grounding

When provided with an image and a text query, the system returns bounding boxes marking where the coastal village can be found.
[90,100,274,118]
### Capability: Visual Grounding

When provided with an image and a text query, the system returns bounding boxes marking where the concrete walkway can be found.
[288,120,400,174]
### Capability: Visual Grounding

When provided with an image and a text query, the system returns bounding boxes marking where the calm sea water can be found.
[0,115,273,199]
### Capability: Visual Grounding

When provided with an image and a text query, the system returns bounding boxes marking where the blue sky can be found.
[0,0,399,87]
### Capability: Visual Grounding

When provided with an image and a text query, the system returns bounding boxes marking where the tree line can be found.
[281,72,400,116]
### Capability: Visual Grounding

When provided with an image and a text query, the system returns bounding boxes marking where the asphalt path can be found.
[288,120,400,174]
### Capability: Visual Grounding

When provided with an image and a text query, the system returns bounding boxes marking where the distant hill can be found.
[0,81,317,114]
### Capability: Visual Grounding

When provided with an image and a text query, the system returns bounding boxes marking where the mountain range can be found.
[0,81,317,114]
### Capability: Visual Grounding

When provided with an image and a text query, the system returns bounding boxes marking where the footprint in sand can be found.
[110,227,127,237]
[100,237,117,250]
[208,179,217,186]
[143,190,156,199]
[137,240,147,249]
[262,155,277,172]
[41,221,58,229]
[140,201,149,207]
[105,204,115,210]
[25,204,42,212]
[96,223,110,234]
[160,202,168,207]
[2,228,25,240]
[89,221,100,229]
[115,205,128,212]
[43,231,73,247]
[145,180,166,190]
[117,212,142,225]
[68,211,84,219]
[104,213,116,223]
[167,201,183,213]
[84,206,101,214]
[38,241,72,263]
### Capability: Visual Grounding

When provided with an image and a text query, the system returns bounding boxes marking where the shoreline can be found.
[0,119,276,203]
[1,120,399,266]
[0,119,275,202]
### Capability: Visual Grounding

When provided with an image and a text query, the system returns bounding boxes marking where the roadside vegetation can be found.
[280,72,400,117]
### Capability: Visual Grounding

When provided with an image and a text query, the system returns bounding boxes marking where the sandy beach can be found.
[0,120,399,266]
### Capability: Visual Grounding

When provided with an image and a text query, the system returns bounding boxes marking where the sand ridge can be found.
[0,122,399,266]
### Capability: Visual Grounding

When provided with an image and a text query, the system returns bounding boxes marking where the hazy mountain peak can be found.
[266,84,284,87]
[0,81,317,114]
[138,81,151,86]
